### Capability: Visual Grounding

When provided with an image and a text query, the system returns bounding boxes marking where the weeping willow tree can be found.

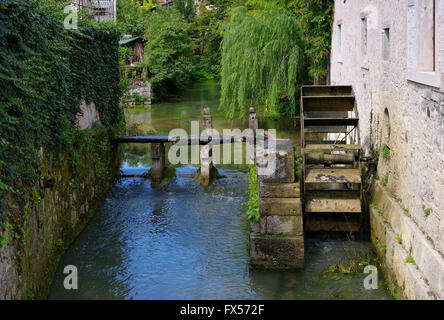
[220,5,308,119]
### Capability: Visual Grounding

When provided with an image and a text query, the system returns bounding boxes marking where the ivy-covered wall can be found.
[0,0,124,299]
[0,0,122,212]
[0,127,122,299]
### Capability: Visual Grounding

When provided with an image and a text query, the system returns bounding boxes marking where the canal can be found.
[47,80,392,300]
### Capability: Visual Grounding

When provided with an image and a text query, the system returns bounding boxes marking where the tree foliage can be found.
[292,0,334,78]
[174,0,195,21]
[220,5,308,119]
[143,9,196,100]
[116,0,152,36]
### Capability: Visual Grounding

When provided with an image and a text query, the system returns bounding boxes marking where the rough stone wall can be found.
[123,80,152,105]
[331,0,444,299]
[250,139,304,269]
[75,101,101,130]
[0,126,121,299]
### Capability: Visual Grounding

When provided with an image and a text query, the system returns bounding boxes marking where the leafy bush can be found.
[133,93,148,104]
[382,144,391,160]
[246,164,259,222]
[382,173,389,186]
[119,46,134,65]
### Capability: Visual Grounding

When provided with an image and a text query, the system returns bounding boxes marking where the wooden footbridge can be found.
[115,108,258,186]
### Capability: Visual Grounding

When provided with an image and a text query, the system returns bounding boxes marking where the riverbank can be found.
[0,125,122,299]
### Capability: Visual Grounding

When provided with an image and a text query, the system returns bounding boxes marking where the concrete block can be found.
[266,215,303,236]
[250,219,266,235]
[259,198,302,216]
[250,234,304,269]
[257,139,295,183]
[370,206,387,246]
[258,182,300,198]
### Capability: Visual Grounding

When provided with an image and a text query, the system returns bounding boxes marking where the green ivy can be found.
[0,0,122,220]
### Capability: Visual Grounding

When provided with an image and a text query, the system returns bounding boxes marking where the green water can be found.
[47,80,392,300]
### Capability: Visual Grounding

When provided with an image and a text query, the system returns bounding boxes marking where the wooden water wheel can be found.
[300,86,363,233]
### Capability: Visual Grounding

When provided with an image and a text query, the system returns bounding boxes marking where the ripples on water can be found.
[48,169,391,300]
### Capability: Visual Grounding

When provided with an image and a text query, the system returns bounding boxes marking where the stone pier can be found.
[250,139,304,269]
[150,143,165,183]
[196,108,219,187]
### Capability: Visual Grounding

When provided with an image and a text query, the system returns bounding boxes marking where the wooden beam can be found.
[304,118,359,126]
[304,191,361,213]
[116,135,253,145]
[301,85,353,97]
[302,96,355,112]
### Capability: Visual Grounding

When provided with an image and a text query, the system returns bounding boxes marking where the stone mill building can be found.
[330,0,443,299]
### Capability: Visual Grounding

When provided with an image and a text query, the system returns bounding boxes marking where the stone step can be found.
[251,215,304,236]
[257,139,295,183]
[259,198,302,216]
[304,140,347,145]
[258,182,300,198]
[250,234,304,269]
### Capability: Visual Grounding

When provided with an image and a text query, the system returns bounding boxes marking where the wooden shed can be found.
[119,36,147,64]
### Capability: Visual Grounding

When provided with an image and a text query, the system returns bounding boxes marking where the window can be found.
[407,0,440,88]
[361,17,368,57]
[383,108,391,146]
[360,11,369,70]
[337,22,343,63]
[382,28,390,61]
[418,0,435,72]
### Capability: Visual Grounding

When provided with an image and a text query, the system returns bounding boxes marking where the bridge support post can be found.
[248,108,258,163]
[150,142,165,183]
[196,108,218,187]
[250,139,305,269]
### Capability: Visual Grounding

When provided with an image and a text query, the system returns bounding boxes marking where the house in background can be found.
[119,36,148,65]
[75,0,116,22]
[330,0,443,300]
[119,35,151,106]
